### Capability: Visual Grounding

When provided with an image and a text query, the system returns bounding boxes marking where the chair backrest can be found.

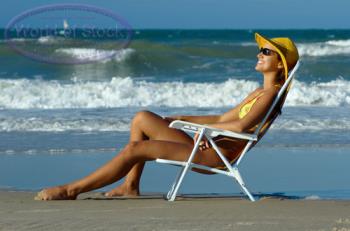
[253,61,300,140]
[233,61,300,166]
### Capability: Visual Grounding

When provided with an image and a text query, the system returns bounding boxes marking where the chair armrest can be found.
[169,120,257,141]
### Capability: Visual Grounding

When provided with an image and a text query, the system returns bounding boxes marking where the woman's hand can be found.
[163,115,183,123]
[193,133,211,151]
[163,117,175,123]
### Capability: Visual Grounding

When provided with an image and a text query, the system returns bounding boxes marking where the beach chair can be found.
[156,61,300,202]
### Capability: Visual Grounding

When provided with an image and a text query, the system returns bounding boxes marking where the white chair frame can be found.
[156,62,300,202]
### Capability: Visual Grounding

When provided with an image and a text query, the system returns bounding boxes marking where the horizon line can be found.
[0,27,349,30]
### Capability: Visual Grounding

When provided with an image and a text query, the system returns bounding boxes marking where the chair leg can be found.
[167,166,187,201]
[231,167,256,202]
[166,165,187,201]
[166,128,206,201]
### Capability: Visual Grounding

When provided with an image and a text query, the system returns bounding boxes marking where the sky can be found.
[1,0,350,29]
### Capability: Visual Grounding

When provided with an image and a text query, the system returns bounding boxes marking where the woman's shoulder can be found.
[260,86,280,101]
[248,87,264,98]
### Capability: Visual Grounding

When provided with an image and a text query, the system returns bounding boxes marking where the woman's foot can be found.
[105,183,139,197]
[34,185,77,200]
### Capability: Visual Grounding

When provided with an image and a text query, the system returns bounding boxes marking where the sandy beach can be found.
[0,191,350,231]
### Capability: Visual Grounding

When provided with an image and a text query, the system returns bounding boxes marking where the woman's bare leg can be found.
[35,139,221,200]
[106,111,193,197]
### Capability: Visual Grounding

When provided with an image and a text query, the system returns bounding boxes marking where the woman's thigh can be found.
[129,140,223,167]
[133,111,193,144]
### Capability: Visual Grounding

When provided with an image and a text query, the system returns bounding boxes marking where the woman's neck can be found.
[263,72,282,90]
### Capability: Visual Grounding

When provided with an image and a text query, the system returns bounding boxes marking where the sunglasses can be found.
[259,47,278,56]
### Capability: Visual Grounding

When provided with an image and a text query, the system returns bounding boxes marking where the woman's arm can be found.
[206,90,277,133]
[165,114,221,124]
[216,88,263,123]
[166,88,262,126]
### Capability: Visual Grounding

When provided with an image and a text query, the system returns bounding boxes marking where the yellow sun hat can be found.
[255,33,299,80]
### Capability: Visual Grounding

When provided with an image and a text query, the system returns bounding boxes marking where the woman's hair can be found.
[276,54,285,84]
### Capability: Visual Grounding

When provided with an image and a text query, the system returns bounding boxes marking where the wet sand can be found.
[1,191,350,231]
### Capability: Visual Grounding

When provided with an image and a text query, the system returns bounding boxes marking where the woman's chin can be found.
[255,65,262,72]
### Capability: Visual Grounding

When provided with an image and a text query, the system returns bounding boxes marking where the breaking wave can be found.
[55,48,135,62]
[1,78,350,109]
[298,39,350,56]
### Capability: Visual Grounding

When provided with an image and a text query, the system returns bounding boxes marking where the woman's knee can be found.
[124,141,154,161]
[117,141,146,166]
[131,110,154,127]
[124,141,145,159]
[124,141,139,154]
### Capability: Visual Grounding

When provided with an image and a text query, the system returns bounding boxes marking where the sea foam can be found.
[298,39,350,56]
[37,36,60,44]
[1,114,349,133]
[55,48,134,63]
[0,116,131,132]
[1,78,350,109]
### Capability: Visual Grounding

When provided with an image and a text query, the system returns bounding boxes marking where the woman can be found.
[35,33,299,200]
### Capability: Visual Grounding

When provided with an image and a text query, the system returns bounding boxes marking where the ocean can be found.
[1,29,350,199]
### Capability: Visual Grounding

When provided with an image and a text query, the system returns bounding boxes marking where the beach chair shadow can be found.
[156,61,300,202]
[82,192,300,201]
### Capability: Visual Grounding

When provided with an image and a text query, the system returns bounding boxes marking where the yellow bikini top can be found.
[239,92,264,119]
[239,84,282,120]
